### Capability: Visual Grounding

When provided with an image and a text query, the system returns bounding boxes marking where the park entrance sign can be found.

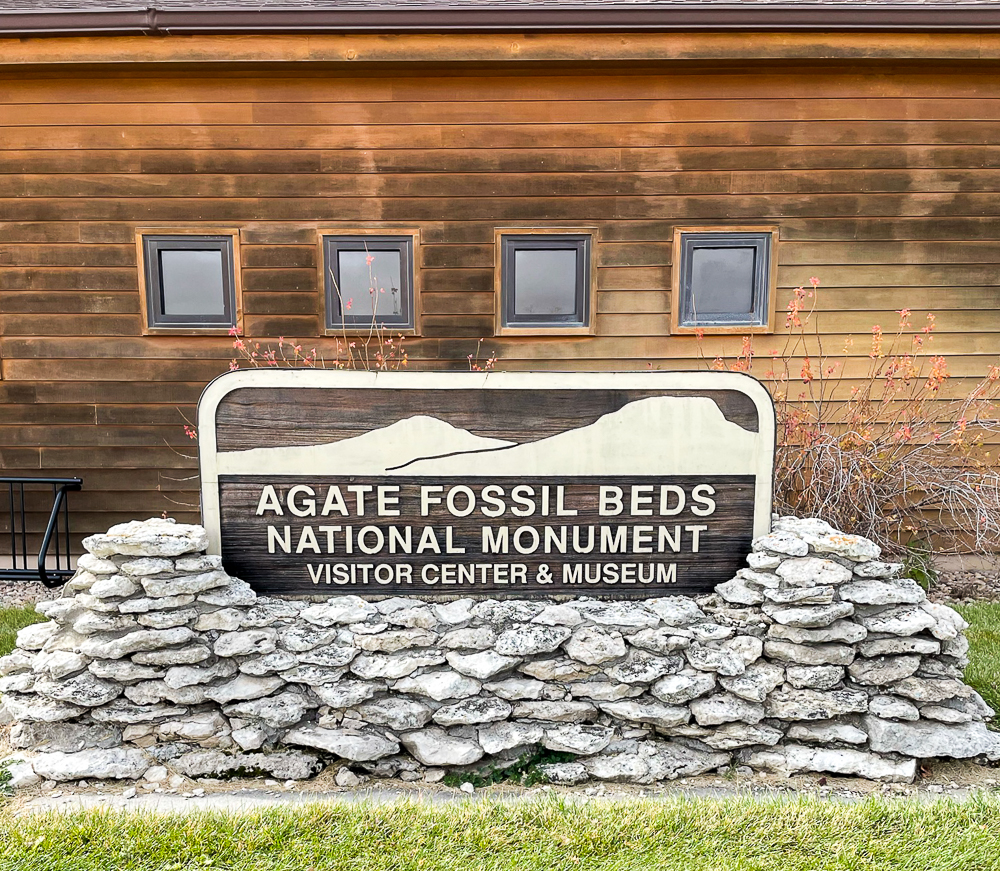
[198,371,775,597]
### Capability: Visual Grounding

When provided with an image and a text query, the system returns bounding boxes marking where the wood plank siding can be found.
[2,38,1000,544]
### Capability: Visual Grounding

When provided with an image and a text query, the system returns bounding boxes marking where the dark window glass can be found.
[324,236,414,330]
[501,235,591,329]
[142,236,236,329]
[678,232,771,328]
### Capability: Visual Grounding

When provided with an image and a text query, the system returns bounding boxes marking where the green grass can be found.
[0,604,45,658]
[3,795,1000,871]
[955,602,1000,723]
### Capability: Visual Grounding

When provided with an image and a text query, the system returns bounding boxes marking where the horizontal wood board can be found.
[1,60,999,545]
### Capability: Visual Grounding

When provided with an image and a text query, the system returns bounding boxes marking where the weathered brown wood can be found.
[3,60,1000,542]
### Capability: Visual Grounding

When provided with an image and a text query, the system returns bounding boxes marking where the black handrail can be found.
[0,477,83,588]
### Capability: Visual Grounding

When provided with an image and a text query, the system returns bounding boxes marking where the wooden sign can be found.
[198,371,775,598]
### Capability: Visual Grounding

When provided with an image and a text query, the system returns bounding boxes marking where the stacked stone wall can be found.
[1,516,997,786]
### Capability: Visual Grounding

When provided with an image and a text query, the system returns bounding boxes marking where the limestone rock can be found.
[858,636,940,657]
[393,671,482,701]
[768,620,866,645]
[89,574,140,599]
[15,621,58,651]
[763,640,854,667]
[537,762,588,784]
[133,644,210,666]
[650,671,717,704]
[848,655,921,686]
[542,724,614,755]
[301,598,377,627]
[520,658,599,682]
[176,554,223,573]
[137,608,199,630]
[239,650,300,676]
[922,601,969,641]
[278,625,338,653]
[568,680,642,702]
[89,699,188,724]
[747,552,782,571]
[513,701,597,722]
[9,721,121,753]
[564,626,627,665]
[644,597,707,627]
[477,722,544,754]
[73,612,139,635]
[644,742,730,779]
[32,650,89,680]
[433,598,475,625]
[173,748,321,780]
[439,627,497,650]
[868,695,920,721]
[775,557,854,588]
[719,661,784,702]
[690,693,765,726]
[141,570,228,598]
[857,607,936,637]
[763,586,835,606]
[157,712,230,744]
[76,553,120,575]
[576,601,658,631]
[355,629,437,653]
[3,693,85,723]
[765,688,868,721]
[532,604,584,627]
[118,594,196,614]
[299,645,361,669]
[445,650,520,680]
[495,624,571,657]
[34,672,122,707]
[354,698,434,731]
[699,722,783,750]
[312,681,380,709]
[584,753,650,783]
[891,676,973,704]
[787,721,867,745]
[83,518,208,558]
[31,748,151,781]
[683,644,745,676]
[400,728,483,766]
[484,677,547,701]
[225,691,312,728]
[752,531,809,557]
[763,602,854,629]
[213,629,278,658]
[785,665,844,690]
[199,578,257,608]
[433,696,512,726]
[0,755,41,789]
[79,627,195,660]
[750,744,914,782]
[865,715,1000,759]
[351,652,444,680]
[598,699,689,728]
[193,608,244,632]
[284,726,400,761]
[608,650,682,685]
[164,660,237,689]
[0,650,35,675]
[716,577,765,606]
[838,579,925,606]
[626,628,691,654]
[204,674,285,705]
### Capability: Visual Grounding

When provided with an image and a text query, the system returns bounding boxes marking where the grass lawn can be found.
[2,795,1000,871]
[955,602,1000,722]
[0,604,45,658]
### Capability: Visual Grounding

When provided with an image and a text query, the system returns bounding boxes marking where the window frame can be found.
[136,228,242,336]
[494,228,597,337]
[320,229,421,335]
[671,226,779,335]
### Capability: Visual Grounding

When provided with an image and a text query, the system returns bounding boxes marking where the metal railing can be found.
[0,477,83,587]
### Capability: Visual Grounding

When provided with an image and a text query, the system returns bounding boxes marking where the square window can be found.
[323,235,415,331]
[498,233,593,333]
[140,234,238,331]
[673,229,776,333]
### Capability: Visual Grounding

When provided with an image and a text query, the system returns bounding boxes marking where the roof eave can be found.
[4,5,1000,37]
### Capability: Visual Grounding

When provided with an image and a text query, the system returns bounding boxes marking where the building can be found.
[2,0,999,543]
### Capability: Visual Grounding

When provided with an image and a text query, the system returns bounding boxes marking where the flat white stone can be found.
[584,753,650,783]
[495,624,571,657]
[239,650,300,676]
[784,665,844,690]
[532,604,584,627]
[750,744,914,782]
[868,695,920,721]
[608,650,683,685]
[848,655,921,686]
[512,701,597,722]
[213,629,278,658]
[775,557,853,587]
[73,612,139,636]
[719,661,784,702]
[483,677,546,701]
[699,722,783,750]
[865,715,1000,759]
[400,728,483,766]
[438,627,497,650]
[853,561,904,579]
[298,646,361,668]
[354,697,434,731]
[433,697,512,726]
[716,577,765,606]
[32,650,89,680]
[598,699,688,728]
[83,518,208,559]
[285,726,399,761]
[176,554,223,573]
[683,644,745,676]
[34,672,122,707]
[625,628,691,654]
[520,658,599,682]
[2,693,86,723]
[118,594,196,614]
[768,620,867,645]
[393,671,482,701]
[763,601,854,628]
[643,598,707,627]
[164,660,238,689]
[763,640,855,666]
[1,755,41,789]
[205,675,285,705]
[921,601,969,641]
[564,626,627,665]
[541,724,613,755]
[857,636,940,657]
[118,558,174,577]
[350,652,444,680]
[650,671,717,704]
[312,681,380,709]
[445,650,521,680]
[477,722,544,755]
[132,643,210,666]
[690,693,765,726]
[193,608,244,632]
[752,531,809,557]
[76,554,120,575]
[32,748,152,781]
[79,627,195,660]
[301,598,378,627]
[355,629,437,653]
[15,622,58,651]
[857,607,937,637]
[89,660,165,682]
[433,599,475,625]
[141,570,228,598]
[838,579,925,606]
[765,688,868,721]
[157,712,231,743]
[137,608,198,630]
[787,721,867,745]
[225,692,312,728]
